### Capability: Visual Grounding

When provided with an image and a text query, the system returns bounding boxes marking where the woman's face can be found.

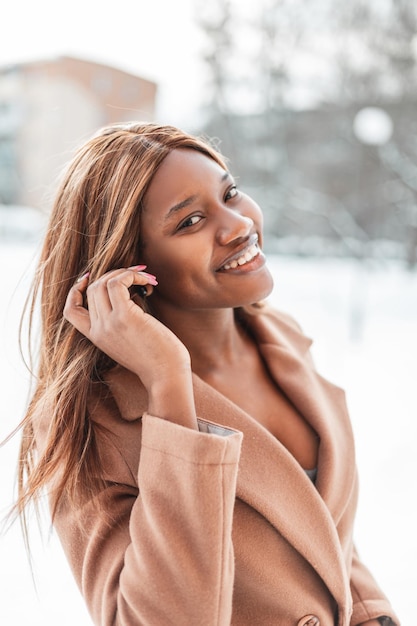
[140,148,274,314]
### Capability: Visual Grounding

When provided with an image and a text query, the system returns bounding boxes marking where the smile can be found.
[220,242,260,271]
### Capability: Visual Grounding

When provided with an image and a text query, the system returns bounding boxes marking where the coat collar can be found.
[104,305,354,612]
[242,306,357,522]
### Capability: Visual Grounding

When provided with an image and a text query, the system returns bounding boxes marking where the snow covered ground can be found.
[0,241,415,625]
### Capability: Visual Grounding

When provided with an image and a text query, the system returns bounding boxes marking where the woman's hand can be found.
[64,267,197,428]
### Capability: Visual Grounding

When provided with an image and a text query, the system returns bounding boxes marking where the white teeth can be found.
[222,244,259,270]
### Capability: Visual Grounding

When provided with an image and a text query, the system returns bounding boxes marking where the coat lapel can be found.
[244,308,357,522]
[239,309,356,607]
[192,371,351,612]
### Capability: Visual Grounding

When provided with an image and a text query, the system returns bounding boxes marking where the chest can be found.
[203,360,319,470]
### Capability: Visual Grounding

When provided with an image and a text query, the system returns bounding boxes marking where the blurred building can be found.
[0,56,157,210]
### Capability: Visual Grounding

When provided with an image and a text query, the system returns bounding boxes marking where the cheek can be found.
[142,243,204,292]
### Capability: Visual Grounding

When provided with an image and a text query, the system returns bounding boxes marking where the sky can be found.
[2,2,399,133]
[2,0,206,127]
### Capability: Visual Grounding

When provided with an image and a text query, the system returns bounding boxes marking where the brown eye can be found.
[225,185,239,201]
[178,215,203,230]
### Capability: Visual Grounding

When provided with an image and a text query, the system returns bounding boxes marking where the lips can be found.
[217,235,261,271]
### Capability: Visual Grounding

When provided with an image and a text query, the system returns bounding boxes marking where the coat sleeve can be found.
[349,545,400,626]
[53,413,243,626]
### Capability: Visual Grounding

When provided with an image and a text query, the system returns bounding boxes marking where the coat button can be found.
[297,616,320,626]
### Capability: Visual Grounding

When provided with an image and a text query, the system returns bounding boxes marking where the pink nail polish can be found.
[76,271,90,283]
[129,264,147,271]
[139,271,157,280]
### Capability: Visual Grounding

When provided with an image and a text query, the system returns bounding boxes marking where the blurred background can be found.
[0,0,416,624]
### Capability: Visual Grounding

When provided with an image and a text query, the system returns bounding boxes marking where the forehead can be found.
[143,148,228,215]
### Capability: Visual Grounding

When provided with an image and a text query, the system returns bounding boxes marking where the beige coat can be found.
[43,307,400,626]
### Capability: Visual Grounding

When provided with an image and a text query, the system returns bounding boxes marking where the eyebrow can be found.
[163,170,231,222]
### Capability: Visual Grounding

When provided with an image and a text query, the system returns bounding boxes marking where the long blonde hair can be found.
[15,122,227,522]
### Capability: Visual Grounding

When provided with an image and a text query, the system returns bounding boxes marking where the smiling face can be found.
[140,148,274,316]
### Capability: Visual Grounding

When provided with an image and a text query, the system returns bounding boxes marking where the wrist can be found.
[147,370,197,429]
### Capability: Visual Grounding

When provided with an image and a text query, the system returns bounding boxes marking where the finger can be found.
[87,267,136,321]
[63,274,91,335]
[106,269,158,310]
[87,277,113,322]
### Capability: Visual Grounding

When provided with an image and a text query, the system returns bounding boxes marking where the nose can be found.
[216,210,254,246]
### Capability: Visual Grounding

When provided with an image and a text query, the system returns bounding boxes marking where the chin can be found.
[240,273,275,307]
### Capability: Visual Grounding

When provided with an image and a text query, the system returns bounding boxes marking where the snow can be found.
[0,241,415,624]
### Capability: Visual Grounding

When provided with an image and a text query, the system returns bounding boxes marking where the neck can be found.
[148,301,250,376]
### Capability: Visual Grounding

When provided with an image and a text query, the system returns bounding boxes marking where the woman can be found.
[16,122,399,625]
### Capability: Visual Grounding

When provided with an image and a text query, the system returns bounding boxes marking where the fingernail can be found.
[139,271,157,280]
[76,272,90,283]
[129,264,147,271]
